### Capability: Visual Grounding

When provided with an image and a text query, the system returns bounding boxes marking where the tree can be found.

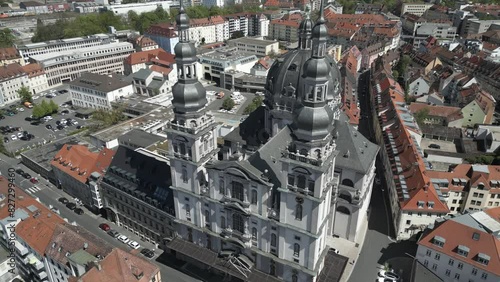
[91,106,126,128]
[392,70,399,80]
[222,98,235,111]
[231,31,244,39]
[243,96,263,114]
[49,100,58,113]
[0,29,15,48]
[32,104,45,119]
[17,86,33,103]
[413,108,429,126]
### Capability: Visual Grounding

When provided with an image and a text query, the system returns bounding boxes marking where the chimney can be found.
[96,261,102,271]
[83,243,88,250]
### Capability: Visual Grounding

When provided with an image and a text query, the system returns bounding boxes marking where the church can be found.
[163,3,379,282]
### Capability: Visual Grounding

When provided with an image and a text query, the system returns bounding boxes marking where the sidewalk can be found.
[326,215,369,282]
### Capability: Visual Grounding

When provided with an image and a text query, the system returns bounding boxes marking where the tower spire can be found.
[298,12,313,50]
[171,4,207,115]
[311,0,327,58]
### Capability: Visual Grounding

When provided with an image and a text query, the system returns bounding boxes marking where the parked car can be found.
[50,207,60,214]
[74,208,84,215]
[3,137,8,143]
[117,235,130,244]
[378,270,400,281]
[15,168,24,174]
[66,202,77,210]
[30,177,38,184]
[428,144,441,149]
[10,135,17,140]
[329,248,340,254]
[23,173,31,179]
[46,125,52,130]
[377,278,395,282]
[128,241,140,249]
[107,229,120,238]
[99,223,110,231]
[16,132,22,138]
[58,197,69,204]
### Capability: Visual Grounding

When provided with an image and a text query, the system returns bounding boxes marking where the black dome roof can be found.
[172,82,207,113]
[174,42,197,60]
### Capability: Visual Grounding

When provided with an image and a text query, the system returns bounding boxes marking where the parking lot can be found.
[0,86,90,154]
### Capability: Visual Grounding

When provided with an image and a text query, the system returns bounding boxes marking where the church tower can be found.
[166,4,219,242]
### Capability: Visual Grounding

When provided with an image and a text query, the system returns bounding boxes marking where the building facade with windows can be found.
[67,72,134,110]
[22,63,49,95]
[31,42,134,86]
[162,5,378,282]
[0,63,29,106]
[416,208,500,282]
[227,37,280,57]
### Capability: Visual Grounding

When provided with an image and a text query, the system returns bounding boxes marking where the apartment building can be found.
[103,1,174,15]
[269,19,300,42]
[248,13,269,38]
[202,0,224,7]
[123,48,176,76]
[145,25,179,54]
[198,47,258,84]
[100,146,176,247]
[400,3,433,16]
[51,144,115,212]
[370,65,449,240]
[413,23,457,48]
[67,72,134,110]
[190,15,226,45]
[0,47,25,66]
[416,209,500,282]
[16,34,114,63]
[227,37,279,56]
[460,19,500,37]
[225,15,248,38]
[126,68,173,97]
[0,63,29,106]
[461,90,496,127]
[22,63,49,95]
[31,42,134,86]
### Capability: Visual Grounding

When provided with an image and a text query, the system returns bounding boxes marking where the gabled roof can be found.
[51,144,115,184]
[0,47,21,60]
[124,48,175,66]
[21,63,45,78]
[0,63,26,80]
[408,103,462,121]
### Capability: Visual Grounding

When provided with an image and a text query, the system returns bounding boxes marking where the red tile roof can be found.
[426,164,500,195]
[408,103,463,122]
[21,63,45,78]
[71,248,160,282]
[51,144,115,184]
[0,63,26,80]
[270,19,300,28]
[0,47,21,61]
[418,211,500,276]
[475,90,496,124]
[150,64,173,75]
[125,48,175,66]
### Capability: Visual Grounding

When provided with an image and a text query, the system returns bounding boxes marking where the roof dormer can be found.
[432,236,445,248]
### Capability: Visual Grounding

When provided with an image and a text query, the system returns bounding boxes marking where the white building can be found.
[225,15,248,38]
[67,72,134,109]
[0,63,29,106]
[227,37,280,56]
[248,14,270,38]
[126,68,174,96]
[202,0,224,7]
[31,42,134,86]
[401,3,433,16]
[199,47,258,83]
[16,34,114,63]
[103,1,175,15]
[22,63,49,95]
[416,209,500,282]
[189,15,226,45]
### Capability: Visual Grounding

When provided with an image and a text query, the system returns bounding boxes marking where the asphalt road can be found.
[348,70,417,282]
[1,86,89,153]
[0,154,200,282]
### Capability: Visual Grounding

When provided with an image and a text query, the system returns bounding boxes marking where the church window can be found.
[295,203,303,221]
[288,175,295,186]
[270,260,276,276]
[179,143,186,155]
[219,179,225,195]
[293,243,300,257]
[316,86,323,101]
[271,233,277,247]
[232,213,244,233]
[182,168,188,183]
[297,175,306,189]
[205,210,210,227]
[252,227,257,240]
[251,190,258,204]
[221,216,226,229]
[232,182,244,201]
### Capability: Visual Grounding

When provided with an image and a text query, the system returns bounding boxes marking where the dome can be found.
[303,58,330,80]
[172,81,207,113]
[292,104,333,141]
[176,7,189,29]
[299,17,313,33]
[311,20,328,39]
[174,42,197,60]
[265,49,341,103]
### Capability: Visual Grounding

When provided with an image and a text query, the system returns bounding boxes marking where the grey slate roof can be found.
[118,129,166,149]
[224,106,267,149]
[334,115,379,173]
[67,72,131,93]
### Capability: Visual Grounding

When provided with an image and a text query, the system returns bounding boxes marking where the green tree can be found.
[392,70,399,80]
[32,104,45,118]
[231,31,244,39]
[49,100,58,113]
[0,29,15,48]
[222,98,235,111]
[17,86,33,103]
[413,108,429,126]
[40,100,50,115]
[91,106,126,128]
[243,96,263,114]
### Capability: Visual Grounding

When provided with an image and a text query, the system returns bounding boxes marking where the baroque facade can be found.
[162,3,379,282]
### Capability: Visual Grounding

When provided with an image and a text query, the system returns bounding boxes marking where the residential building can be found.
[16,34,114,63]
[31,42,134,86]
[129,35,159,52]
[370,63,449,240]
[247,13,269,38]
[100,146,176,246]
[202,0,224,7]
[408,103,463,128]
[145,25,179,55]
[460,19,500,37]
[472,125,500,153]
[199,47,258,85]
[269,19,300,42]
[21,63,49,95]
[103,1,174,15]
[126,68,174,96]
[482,42,500,62]
[189,15,226,45]
[161,8,378,282]
[0,47,24,66]
[67,72,134,109]
[250,56,274,76]
[427,164,500,213]
[0,63,29,106]
[51,144,115,211]
[355,3,384,14]
[123,48,176,77]
[408,75,431,97]
[461,90,496,127]
[20,1,49,14]
[340,46,361,127]
[413,23,457,48]
[73,2,102,13]
[72,248,161,282]
[220,70,266,93]
[225,15,248,38]
[416,209,500,282]
[227,37,279,56]
[400,3,433,16]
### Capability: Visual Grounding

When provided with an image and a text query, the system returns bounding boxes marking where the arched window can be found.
[271,233,277,247]
[297,175,306,189]
[293,243,300,257]
[182,169,188,183]
[295,203,303,221]
[232,213,244,233]
[204,210,210,226]
[251,227,257,240]
[251,190,257,204]
[232,182,244,201]
[179,143,186,155]
[292,273,298,282]
[219,179,225,195]
[220,216,226,229]
[341,178,354,187]
[336,206,350,215]
[269,260,276,276]
[339,191,352,204]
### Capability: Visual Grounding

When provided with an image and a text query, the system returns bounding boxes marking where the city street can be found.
[348,70,417,282]
[0,154,201,282]
[1,86,90,154]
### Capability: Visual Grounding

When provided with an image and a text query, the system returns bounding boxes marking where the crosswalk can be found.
[26,186,43,194]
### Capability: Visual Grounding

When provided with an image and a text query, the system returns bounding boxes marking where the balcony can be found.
[37,271,47,280]
[168,115,215,135]
[15,241,28,256]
